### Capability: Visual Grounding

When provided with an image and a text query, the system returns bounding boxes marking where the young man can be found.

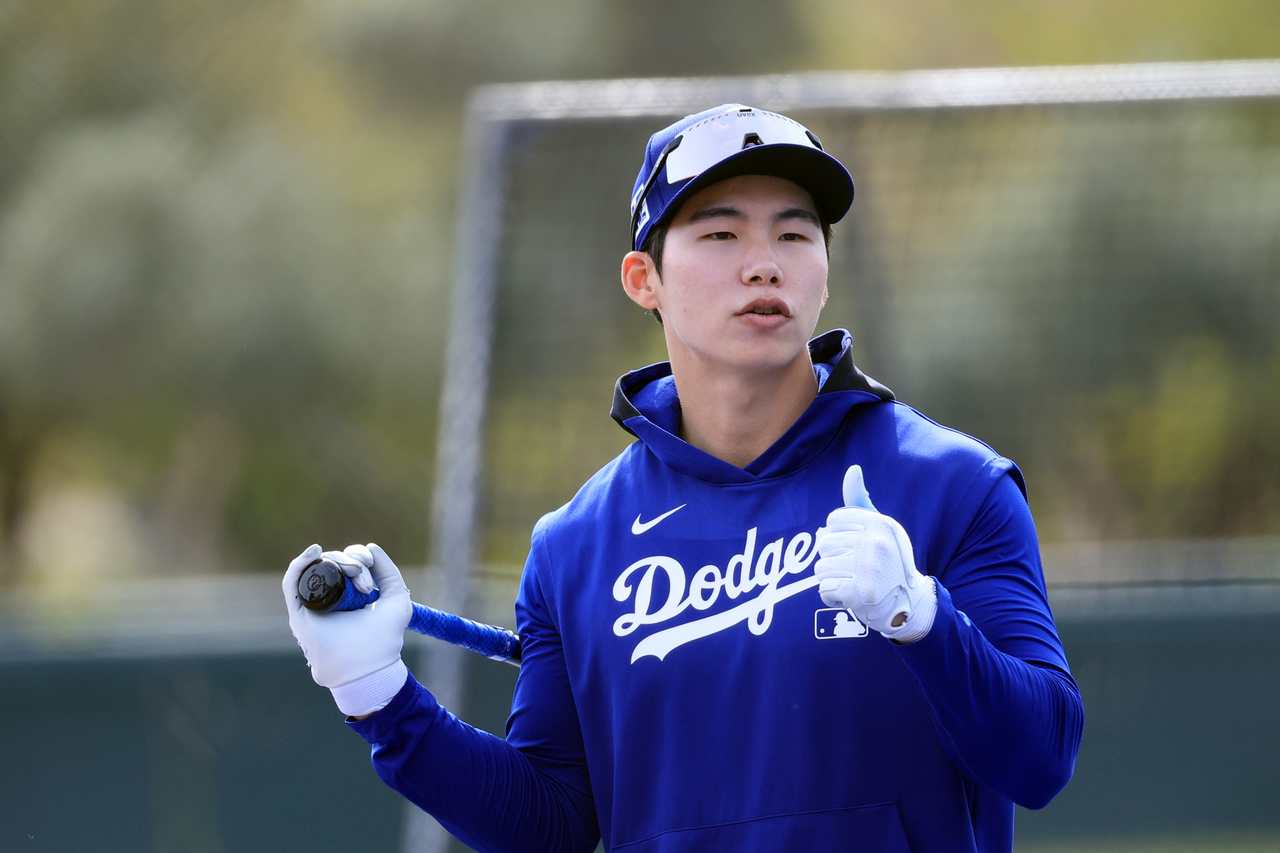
[284,104,1084,853]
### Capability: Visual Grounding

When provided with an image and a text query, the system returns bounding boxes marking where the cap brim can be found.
[667,143,854,229]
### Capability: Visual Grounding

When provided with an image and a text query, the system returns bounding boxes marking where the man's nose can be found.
[742,242,782,285]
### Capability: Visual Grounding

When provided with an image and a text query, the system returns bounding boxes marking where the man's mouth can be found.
[740,299,791,318]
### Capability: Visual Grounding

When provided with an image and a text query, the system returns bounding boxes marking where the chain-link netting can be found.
[478,96,1280,581]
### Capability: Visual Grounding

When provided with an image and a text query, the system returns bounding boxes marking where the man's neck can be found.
[671,353,819,469]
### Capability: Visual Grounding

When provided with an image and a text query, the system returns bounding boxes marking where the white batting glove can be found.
[815,465,937,644]
[322,546,376,595]
[283,543,413,715]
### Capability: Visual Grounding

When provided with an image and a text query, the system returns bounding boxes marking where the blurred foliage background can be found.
[480,102,1280,570]
[1,0,1278,591]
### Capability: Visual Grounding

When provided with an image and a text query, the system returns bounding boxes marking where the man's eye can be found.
[708,231,735,240]
[780,232,806,242]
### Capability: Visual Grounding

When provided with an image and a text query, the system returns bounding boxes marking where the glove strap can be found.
[886,577,938,645]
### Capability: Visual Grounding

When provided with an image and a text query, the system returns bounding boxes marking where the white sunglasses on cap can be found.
[630,106,827,244]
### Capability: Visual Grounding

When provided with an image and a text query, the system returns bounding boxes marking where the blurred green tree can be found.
[0,0,449,583]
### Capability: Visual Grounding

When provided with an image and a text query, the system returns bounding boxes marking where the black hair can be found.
[638,213,834,326]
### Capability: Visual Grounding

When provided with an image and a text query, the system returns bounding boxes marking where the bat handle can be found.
[407,604,523,665]
[297,559,522,666]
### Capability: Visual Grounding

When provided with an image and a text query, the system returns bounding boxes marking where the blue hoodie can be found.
[350,329,1084,853]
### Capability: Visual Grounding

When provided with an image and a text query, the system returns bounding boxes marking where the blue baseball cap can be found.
[629,104,855,252]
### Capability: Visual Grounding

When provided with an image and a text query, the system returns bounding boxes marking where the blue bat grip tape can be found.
[407,606,521,661]
[333,582,380,612]
[332,583,520,662]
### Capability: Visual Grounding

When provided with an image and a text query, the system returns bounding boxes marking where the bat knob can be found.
[298,558,347,611]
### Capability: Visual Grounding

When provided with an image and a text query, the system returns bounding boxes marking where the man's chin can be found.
[705,345,816,380]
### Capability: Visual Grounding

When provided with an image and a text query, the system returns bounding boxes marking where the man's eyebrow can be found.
[775,207,821,228]
[685,205,745,224]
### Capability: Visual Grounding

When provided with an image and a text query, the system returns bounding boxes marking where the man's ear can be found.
[621,251,661,311]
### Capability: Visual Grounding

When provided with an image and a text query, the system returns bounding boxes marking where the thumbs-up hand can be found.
[814,465,938,643]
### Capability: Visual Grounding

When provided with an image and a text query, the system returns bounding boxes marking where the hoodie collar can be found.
[609,329,893,483]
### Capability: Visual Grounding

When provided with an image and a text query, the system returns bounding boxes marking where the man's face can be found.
[640,174,829,376]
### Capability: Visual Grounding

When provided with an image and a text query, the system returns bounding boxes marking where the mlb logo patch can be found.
[814,608,869,639]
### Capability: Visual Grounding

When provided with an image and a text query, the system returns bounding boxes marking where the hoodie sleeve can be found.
[346,531,599,853]
[894,472,1085,810]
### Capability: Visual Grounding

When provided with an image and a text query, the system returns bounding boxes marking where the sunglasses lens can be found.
[664,109,817,184]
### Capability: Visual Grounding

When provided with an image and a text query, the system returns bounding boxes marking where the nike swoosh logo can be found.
[631,504,686,535]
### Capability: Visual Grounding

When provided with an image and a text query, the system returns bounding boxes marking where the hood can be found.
[609,329,894,484]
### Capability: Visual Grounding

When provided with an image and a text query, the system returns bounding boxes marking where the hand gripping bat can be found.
[297,558,522,666]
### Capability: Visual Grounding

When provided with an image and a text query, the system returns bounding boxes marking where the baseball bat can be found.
[297,558,522,666]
